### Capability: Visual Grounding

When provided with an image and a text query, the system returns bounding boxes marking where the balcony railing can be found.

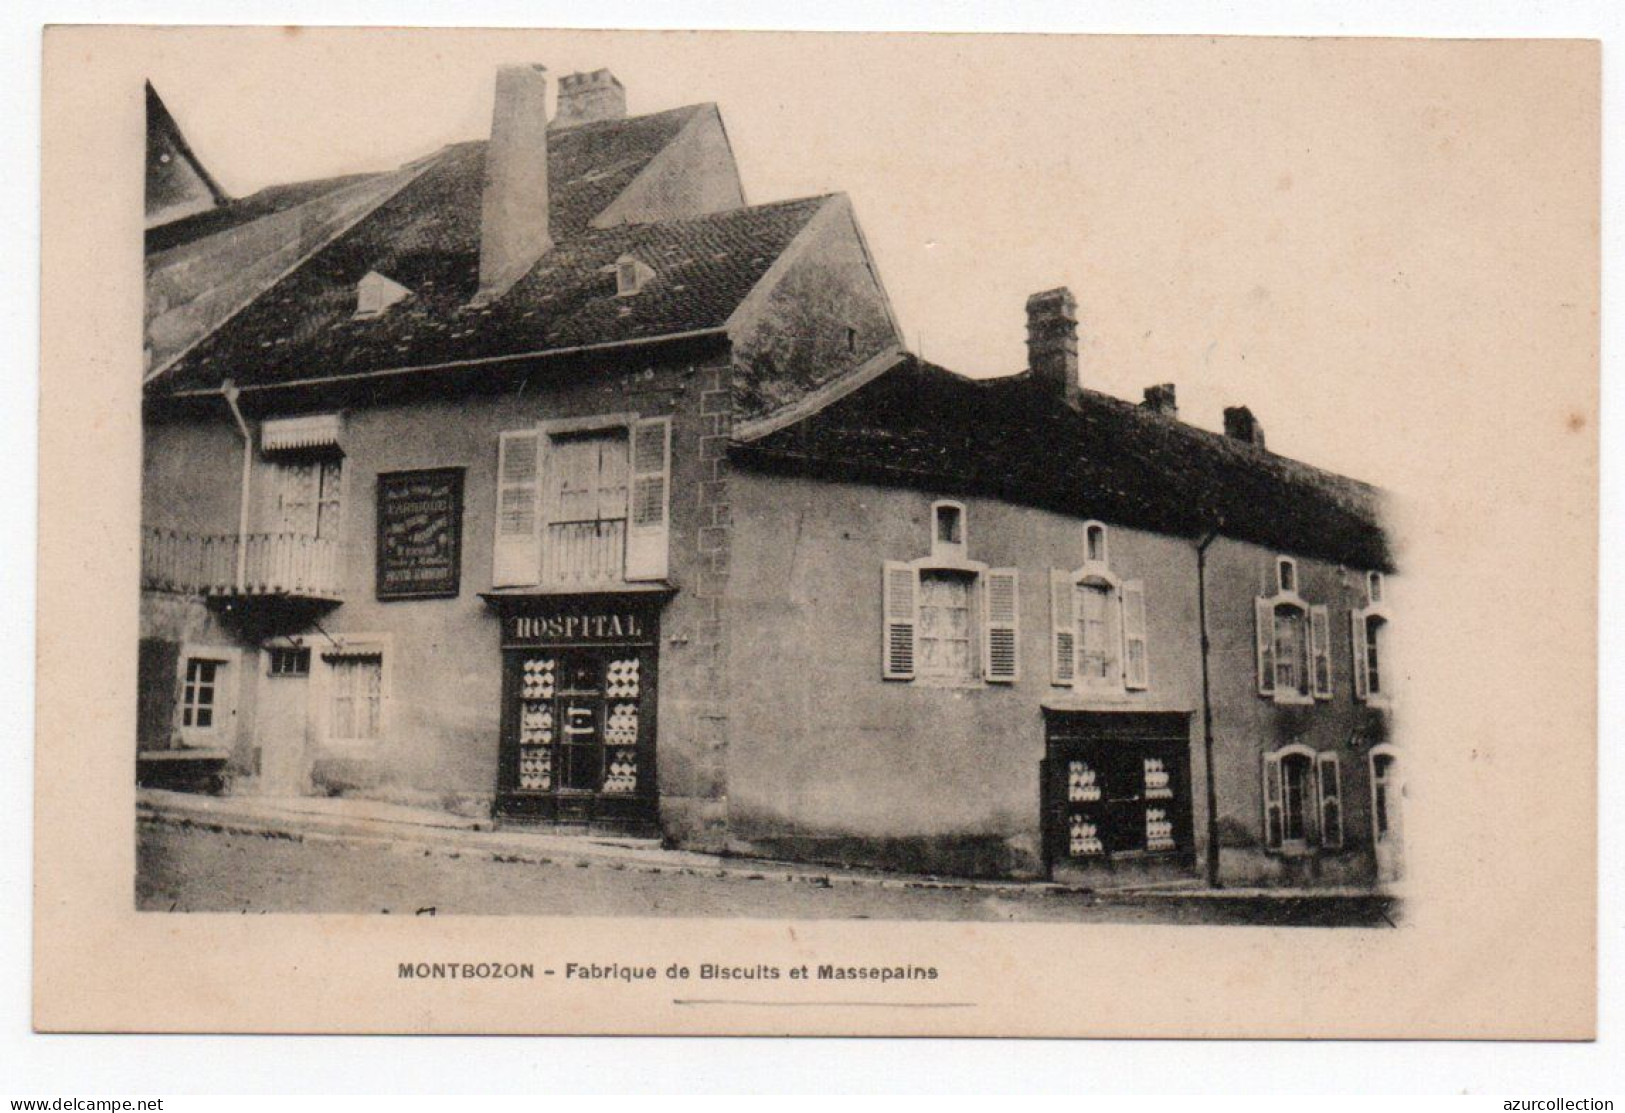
[142,528,343,601]
[541,519,626,587]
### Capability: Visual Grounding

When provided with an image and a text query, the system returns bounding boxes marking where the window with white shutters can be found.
[493,430,542,587]
[882,561,918,680]
[1256,555,1326,705]
[1310,604,1333,699]
[1051,569,1077,686]
[1122,579,1149,690]
[1052,523,1152,695]
[983,568,1019,683]
[625,417,671,581]
[1263,745,1343,854]
[1262,751,1284,850]
[1352,601,1392,706]
[882,504,1012,685]
[1318,751,1344,849]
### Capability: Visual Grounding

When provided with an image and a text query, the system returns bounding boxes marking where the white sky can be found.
[141,30,1597,493]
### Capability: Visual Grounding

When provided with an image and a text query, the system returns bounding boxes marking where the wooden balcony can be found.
[541,519,627,588]
[142,528,344,603]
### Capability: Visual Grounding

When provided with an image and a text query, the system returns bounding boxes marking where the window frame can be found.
[174,645,238,750]
[1353,599,1393,708]
[1255,555,1324,706]
[494,412,671,588]
[930,500,968,561]
[883,502,1016,686]
[317,634,392,753]
[1052,521,1149,696]
[1263,743,1345,856]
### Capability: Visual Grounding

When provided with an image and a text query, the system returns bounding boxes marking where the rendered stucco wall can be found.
[722,468,1206,878]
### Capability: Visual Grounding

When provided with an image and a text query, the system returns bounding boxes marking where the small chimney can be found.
[1026,287,1080,405]
[1223,405,1266,448]
[1141,383,1178,418]
[475,65,553,305]
[552,69,627,129]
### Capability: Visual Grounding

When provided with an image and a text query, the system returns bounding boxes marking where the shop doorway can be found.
[1041,711,1195,879]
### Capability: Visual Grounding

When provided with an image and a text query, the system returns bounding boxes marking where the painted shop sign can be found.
[502,601,658,648]
[376,468,464,599]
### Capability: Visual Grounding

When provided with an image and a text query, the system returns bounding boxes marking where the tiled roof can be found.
[731,355,1392,571]
[150,106,832,395]
[146,173,383,255]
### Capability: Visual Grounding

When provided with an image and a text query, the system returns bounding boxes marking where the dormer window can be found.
[615,255,655,297]
[353,271,411,320]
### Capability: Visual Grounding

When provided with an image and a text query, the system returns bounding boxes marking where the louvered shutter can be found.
[983,568,1019,683]
[1050,569,1077,686]
[1317,752,1343,849]
[1262,752,1284,850]
[493,430,541,587]
[1122,579,1149,690]
[1310,604,1332,699]
[625,417,672,581]
[882,561,918,680]
[1351,610,1370,700]
[1255,597,1276,696]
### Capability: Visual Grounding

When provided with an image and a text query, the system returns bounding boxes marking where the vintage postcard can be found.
[35,26,1597,1036]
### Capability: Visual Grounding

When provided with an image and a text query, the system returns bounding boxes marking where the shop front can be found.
[488,593,666,833]
[1041,710,1197,884]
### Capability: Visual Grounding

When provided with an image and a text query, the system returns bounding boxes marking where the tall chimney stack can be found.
[552,70,627,129]
[1026,287,1080,405]
[475,65,553,305]
[1223,405,1266,448]
[1141,383,1178,418]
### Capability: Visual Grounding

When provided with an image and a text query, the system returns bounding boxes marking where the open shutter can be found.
[1122,579,1149,690]
[1310,604,1332,699]
[1317,752,1343,849]
[1351,610,1370,701]
[1255,597,1276,696]
[882,561,918,680]
[1050,569,1077,686]
[983,568,1019,683]
[493,430,541,587]
[625,417,672,581]
[1262,752,1284,850]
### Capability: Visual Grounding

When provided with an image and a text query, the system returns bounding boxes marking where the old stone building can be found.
[139,65,1400,889]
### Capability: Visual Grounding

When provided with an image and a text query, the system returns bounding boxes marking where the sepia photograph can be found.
[135,42,1401,926]
[33,24,1598,1039]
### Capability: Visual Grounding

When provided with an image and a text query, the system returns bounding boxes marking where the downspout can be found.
[1196,522,1224,888]
[221,379,252,592]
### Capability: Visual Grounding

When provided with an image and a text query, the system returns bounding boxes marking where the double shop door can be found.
[1041,711,1195,873]
[497,638,658,832]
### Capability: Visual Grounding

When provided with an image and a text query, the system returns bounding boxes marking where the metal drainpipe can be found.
[220,379,252,592]
[1196,523,1224,888]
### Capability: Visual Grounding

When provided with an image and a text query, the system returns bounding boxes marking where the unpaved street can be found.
[137,818,1397,926]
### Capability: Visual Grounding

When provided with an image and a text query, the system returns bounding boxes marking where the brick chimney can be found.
[552,69,627,129]
[1026,287,1080,405]
[1223,405,1266,448]
[1141,383,1178,418]
[475,65,553,305]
